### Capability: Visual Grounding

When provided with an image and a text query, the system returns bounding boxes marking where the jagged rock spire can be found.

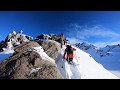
[18,30,23,34]
[12,31,16,35]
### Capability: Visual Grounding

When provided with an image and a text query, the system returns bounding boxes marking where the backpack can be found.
[66,45,73,54]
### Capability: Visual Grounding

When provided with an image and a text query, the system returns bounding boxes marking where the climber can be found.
[63,38,68,45]
[60,33,64,48]
[63,44,76,64]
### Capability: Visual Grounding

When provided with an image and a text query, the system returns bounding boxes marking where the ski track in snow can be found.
[69,63,81,79]
[57,45,84,79]
[57,45,119,79]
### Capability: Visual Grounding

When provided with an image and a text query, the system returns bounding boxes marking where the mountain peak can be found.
[0,30,33,52]
[12,31,16,35]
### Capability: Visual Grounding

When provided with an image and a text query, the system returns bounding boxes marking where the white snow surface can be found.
[29,67,42,74]
[0,40,119,79]
[75,43,120,78]
[0,41,14,62]
[12,31,16,35]
[56,45,119,79]
[32,46,56,64]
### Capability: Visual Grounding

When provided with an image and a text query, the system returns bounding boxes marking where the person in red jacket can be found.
[63,45,76,64]
[63,38,68,45]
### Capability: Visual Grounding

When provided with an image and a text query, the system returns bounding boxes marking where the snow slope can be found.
[56,45,119,79]
[0,40,119,79]
[32,46,55,64]
[75,42,120,78]
[0,41,14,62]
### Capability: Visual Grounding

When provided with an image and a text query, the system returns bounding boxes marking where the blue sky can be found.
[0,11,120,47]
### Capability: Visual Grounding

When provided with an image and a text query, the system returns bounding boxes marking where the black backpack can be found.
[66,45,73,54]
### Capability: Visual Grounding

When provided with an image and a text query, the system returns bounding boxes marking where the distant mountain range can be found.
[75,42,120,73]
[75,42,120,57]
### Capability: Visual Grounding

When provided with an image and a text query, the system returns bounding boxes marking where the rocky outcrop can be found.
[0,41,63,79]
[14,41,40,53]
[0,41,7,52]
[5,31,32,44]
[35,34,63,44]
[39,40,61,61]
[0,30,33,52]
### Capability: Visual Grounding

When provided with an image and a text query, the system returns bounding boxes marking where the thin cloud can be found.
[84,26,120,37]
[67,24,120,40]
[93,41,120,48]
[66,24,120,47]
[110,41,120,45]
[66,37,82,45]
[93,42,109,48]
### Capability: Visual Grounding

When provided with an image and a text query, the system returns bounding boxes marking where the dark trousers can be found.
[66,58,73,62]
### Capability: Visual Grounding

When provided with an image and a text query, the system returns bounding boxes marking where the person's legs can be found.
[69,58,74,64]
[66,58,71,64]
[66,58,73,64]
[69,58,73,62]
[66,58,69,62]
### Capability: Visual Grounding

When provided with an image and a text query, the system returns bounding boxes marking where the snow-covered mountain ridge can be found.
[75,42,120,78]
[0,31,119,79]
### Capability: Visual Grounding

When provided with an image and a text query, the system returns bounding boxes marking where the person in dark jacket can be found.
[60,33,64,48]
[63,45,76,64]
